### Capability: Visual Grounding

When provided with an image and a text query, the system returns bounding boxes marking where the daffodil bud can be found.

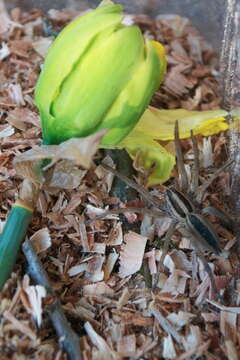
[35,1,166,146]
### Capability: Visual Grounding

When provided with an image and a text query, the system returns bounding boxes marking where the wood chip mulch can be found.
[0,3,239,360]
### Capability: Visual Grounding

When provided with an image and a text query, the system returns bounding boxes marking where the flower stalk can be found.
[0,201,33,290]
[0,178,40,290]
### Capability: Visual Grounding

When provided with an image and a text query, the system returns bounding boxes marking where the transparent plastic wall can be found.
[7,0,225,50]
[221,0,240,214]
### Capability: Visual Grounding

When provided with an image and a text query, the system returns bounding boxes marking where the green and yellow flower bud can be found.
[35,1,166,146]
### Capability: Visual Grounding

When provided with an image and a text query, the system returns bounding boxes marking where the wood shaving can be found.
[32,37,53,57]
[119,231,148,278]
[84,321,114,353]
[3,310,37,341]
[0,125,14,138]
[104,251,119,281]
[30,227,51,254]
[83,282,114,297]
[117,334,136,357]
[20,275,46,327]
[0,41,10,60]
[162,334,177,359]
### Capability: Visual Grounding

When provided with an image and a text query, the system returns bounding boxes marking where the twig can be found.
[142,258,153,288]
[150,304,182,344]
[196,159,233,204]
[191,129,200,194]
[178,226,221,301]
[174,120,188,192]
[101,163,164,209]
[206,299,240,314]
[201,206,234,230]
[154,219,177,286]
[85,207,165,225]
[196,250,218,300]
[22,240,82,360]
[105,149,139,203]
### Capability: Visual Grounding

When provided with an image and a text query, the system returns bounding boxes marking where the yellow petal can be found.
[102,106,229,187]
[115,131,175,187]
[135,107,229,141]
[151,40,167,83]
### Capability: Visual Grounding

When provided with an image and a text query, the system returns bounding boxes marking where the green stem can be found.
[0,201,33,290]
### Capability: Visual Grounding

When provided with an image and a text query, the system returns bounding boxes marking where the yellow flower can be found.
[111,107,228,186]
